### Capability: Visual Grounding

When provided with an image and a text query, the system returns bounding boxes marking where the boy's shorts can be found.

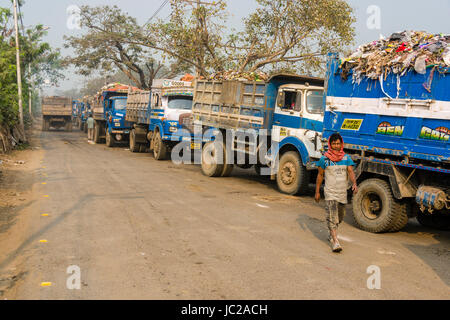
[325,200,346,231]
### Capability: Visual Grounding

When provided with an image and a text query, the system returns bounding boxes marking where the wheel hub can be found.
[281,162,296,185]
[362,193,382,220]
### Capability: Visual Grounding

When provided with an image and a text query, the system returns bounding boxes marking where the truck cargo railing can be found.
[193,80,268,130]
[125,90,150,124]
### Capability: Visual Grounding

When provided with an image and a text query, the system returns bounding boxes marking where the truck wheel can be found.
[352,178,408,233]
[129,129,139,153]
[221,139,234,177]
[276,151,310,195]
[417,211,450,230]
[65,121,72,132]
[93,122,101,143]
[236,164,253,169]
[84,123,88,134]
[106,130,115,147]
[153,131,167,160]
[201,141,224,177]
[139,144,147,153]
[79,122,84,131]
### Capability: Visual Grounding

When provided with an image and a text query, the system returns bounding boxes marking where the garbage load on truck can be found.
[323,31,450,232]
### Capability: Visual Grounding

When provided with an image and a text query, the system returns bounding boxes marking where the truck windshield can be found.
[168,96,193,110]
[114,99,127,110]
[306,90,324,114]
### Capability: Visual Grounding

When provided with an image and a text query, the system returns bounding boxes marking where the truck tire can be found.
[352,178,408,233]
[201,141,224,177]
[417,211,450,231]
[139,144,147,153]
[221,139,234,177]
[65,121,72,132]
[276,151,310,195]
[129,129,140,153]
[153,131,167,160]
[106,130,114,147]
[79,121,84,131]
[84,123,88,134]
[42,119,49,131]
[236,164,253,169]
[93,122,101,144]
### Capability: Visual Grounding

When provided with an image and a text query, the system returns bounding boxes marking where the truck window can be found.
[168,96,193,110]
[114,99,127,110]
[278,90,302,112]
[153,93,161,107]
[306,90,324,114]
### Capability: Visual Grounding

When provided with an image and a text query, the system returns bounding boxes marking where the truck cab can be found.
[272,83,325,161]
[147,80,194,160]
[104,95,131,147]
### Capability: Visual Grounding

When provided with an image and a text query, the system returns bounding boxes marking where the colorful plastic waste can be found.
[340,31,450,82]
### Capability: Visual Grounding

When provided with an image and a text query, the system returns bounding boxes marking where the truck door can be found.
[272,89,302,143]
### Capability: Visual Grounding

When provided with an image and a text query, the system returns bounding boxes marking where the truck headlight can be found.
[169,127,177,133]
[115,134,123,141]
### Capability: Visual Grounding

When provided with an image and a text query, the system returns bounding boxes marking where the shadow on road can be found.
[0,192,145,271]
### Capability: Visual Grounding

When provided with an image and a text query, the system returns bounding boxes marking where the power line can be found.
[144,0,169,27]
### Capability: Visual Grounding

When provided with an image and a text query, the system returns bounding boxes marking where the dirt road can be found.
[0,127,449,299]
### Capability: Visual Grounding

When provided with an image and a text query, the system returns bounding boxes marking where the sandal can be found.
[331,240,343,253]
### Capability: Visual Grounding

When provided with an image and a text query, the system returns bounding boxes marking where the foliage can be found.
[144,0,228,78]
[63,5,186,90]
[0,4,64,128]
[228,0,356,75]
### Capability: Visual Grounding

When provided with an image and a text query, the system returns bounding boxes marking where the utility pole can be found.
[13,0,25,136]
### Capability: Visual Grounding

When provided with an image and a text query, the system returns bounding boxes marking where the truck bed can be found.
[125,90,150,124]
[324,56,450,165]
[42,97,72,116]
[193,80,269,130]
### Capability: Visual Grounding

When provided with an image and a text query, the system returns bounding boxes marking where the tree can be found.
[228,0,355,75]
[63,5,187,90]
[144,0,228,78]
[0,5,64,128]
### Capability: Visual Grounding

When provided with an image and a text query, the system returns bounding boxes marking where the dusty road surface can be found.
[0,127,449,300]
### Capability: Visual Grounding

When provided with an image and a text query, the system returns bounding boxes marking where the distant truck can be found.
[323,53,450,232]
[78,96,93,133]
[41,96,73,132]
[125,79,194,160]
[192,74,325,195]
[92,83,132,146]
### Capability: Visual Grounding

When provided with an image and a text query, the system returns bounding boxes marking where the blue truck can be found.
[92,83,132,146]
[125,79,194,159]
[192,74,325,195]
[324,53,450,232]
[77,97,91,133]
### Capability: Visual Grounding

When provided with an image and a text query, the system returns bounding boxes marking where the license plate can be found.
[191,142,201,150]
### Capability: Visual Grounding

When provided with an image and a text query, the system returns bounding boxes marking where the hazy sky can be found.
[5,0,450,93]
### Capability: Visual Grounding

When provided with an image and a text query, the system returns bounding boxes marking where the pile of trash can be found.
[208,70,269,82]
[340,31,450,82]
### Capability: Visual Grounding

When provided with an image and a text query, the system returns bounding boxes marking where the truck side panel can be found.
[324,55,450,163]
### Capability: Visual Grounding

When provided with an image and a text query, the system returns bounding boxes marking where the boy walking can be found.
[315,133,358,253]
